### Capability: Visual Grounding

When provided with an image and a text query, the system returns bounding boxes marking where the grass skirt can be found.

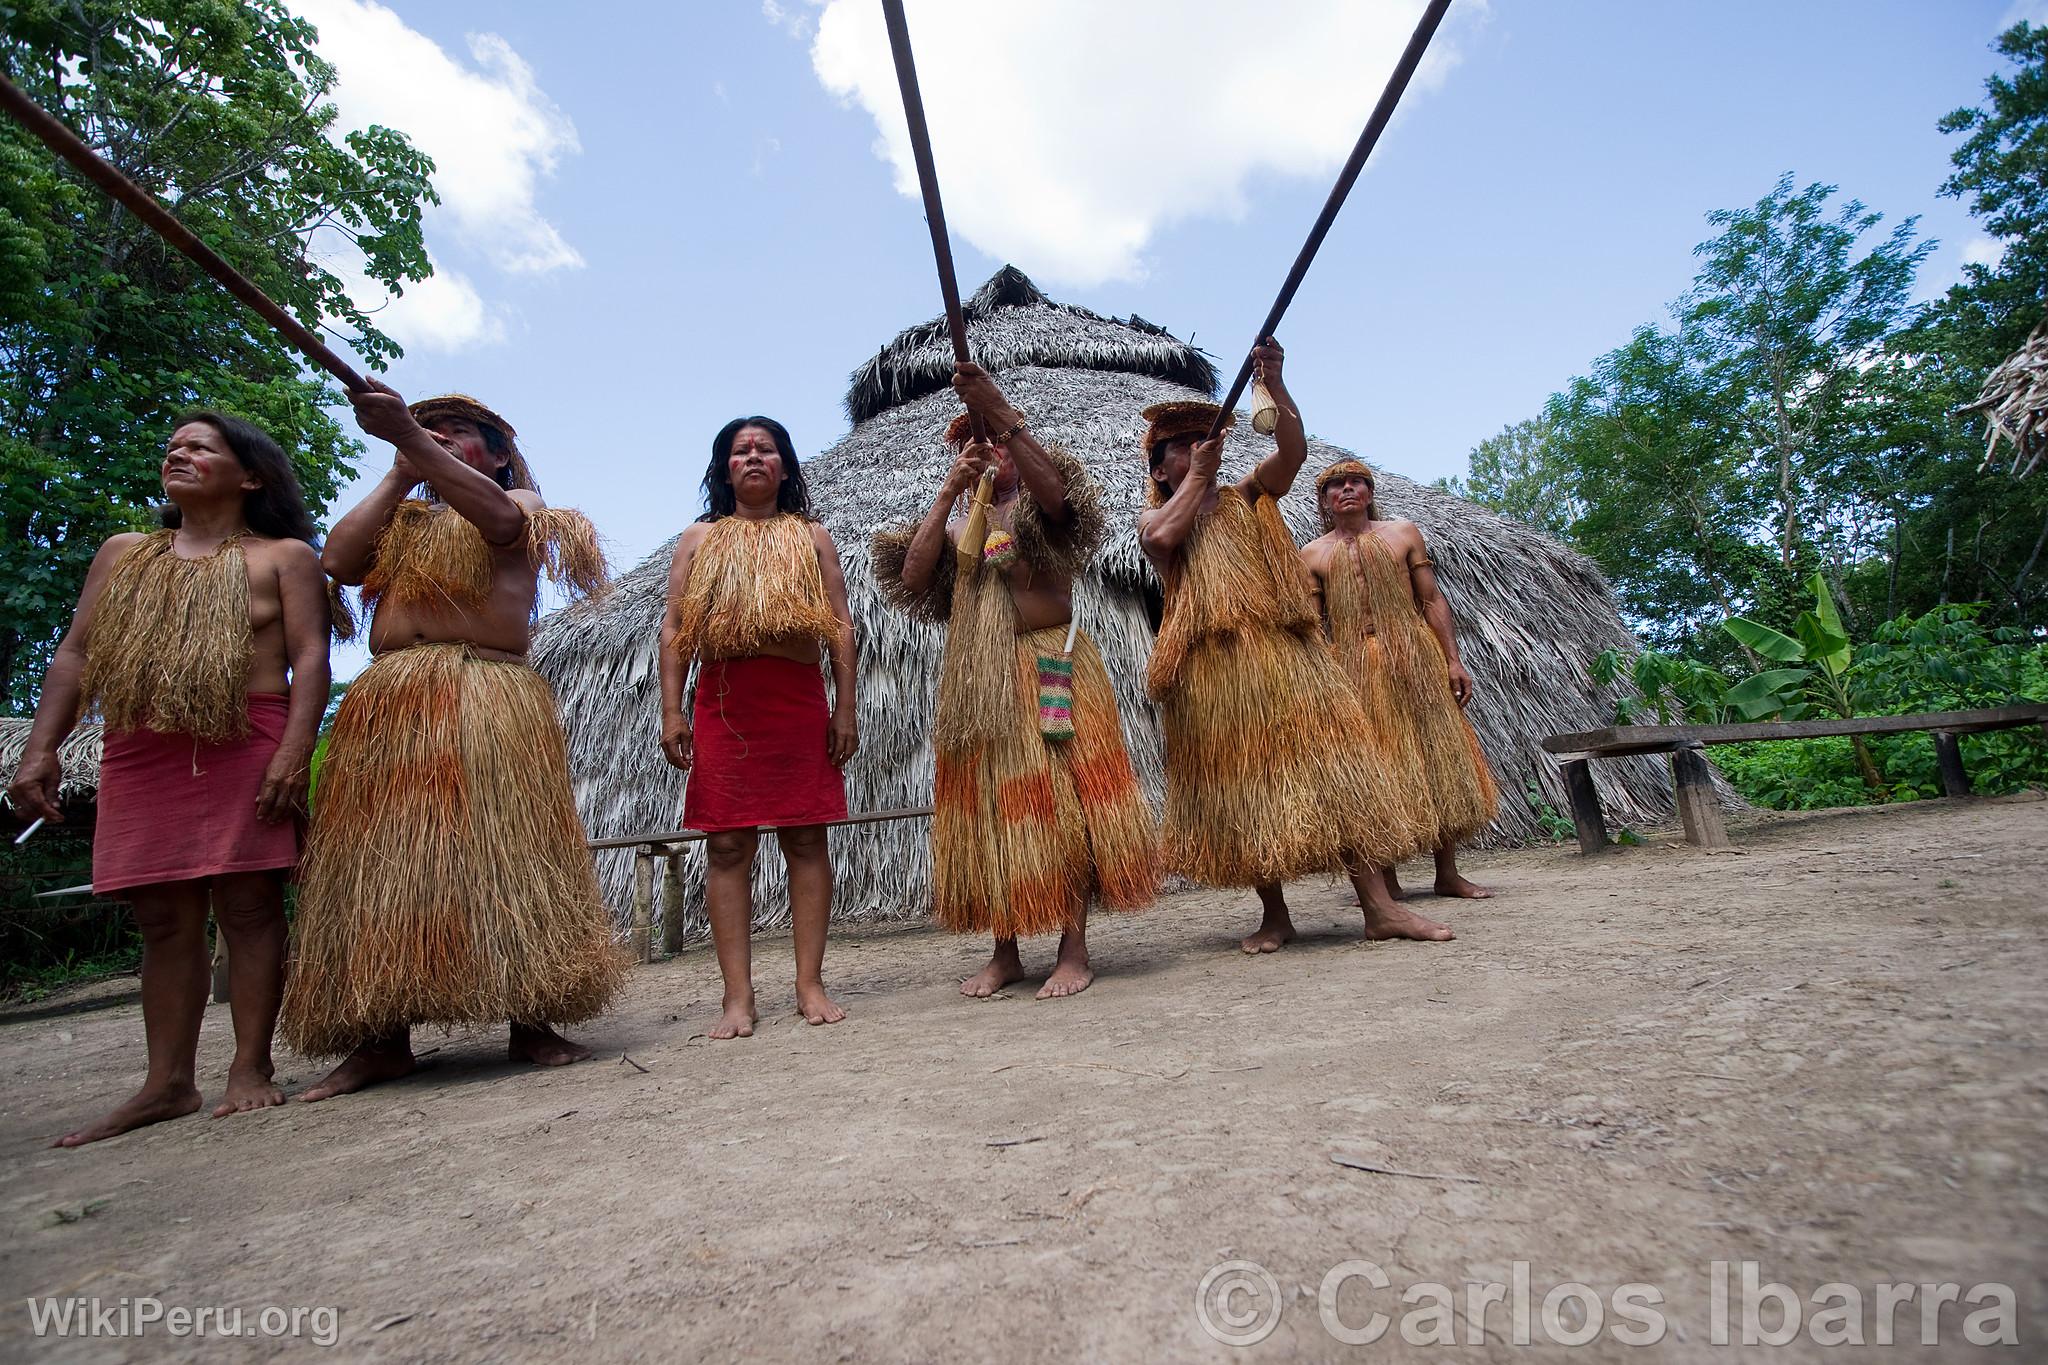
[1328,535,1500,846]
[1158,626,1431,885]
[932,627,1157,937]
[279,644,626,1056]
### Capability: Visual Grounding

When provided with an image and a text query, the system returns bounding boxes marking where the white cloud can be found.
[293,0,583,277]
[762,0,818,40]
[801,0,1469,286]
[1962,235,2007,271]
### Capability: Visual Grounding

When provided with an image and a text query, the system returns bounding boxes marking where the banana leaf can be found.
[1725,616,1806,663]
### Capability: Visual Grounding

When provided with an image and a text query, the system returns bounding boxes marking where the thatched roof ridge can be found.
[844,265,1220,423]
[536,308,1684,937]
[0,718,103,816]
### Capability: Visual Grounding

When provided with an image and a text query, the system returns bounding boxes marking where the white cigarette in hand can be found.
[14,816,46,845]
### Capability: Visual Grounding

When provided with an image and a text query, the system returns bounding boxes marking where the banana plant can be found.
[1723,574,1883,791]
[1591,647,1732,726]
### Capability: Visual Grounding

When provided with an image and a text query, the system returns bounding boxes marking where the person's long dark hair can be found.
[157,410,320,546]
[698,416,813,522]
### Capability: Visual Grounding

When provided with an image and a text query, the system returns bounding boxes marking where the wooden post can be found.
[1931,731,1972,799]
[210,935,231,1005]
[1671,746,1731,850]
[1561,759,1609,856]
[631,849,655,964]
[660,850,689,956]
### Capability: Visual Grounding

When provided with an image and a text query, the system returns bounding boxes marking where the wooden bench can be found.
[588,806,933,961]
[1540,703,2048,854]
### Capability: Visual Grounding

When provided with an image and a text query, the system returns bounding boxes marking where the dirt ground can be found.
[1,795,2043,1362]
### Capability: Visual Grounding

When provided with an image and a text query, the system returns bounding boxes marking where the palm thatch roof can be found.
[1963,318,2048,477]
[534,268,1678,939]
[845,266,1219,424]
[0,718,103,824]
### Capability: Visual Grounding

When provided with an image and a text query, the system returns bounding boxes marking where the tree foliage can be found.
[1452,23,2048,659]
[0,0,437,706]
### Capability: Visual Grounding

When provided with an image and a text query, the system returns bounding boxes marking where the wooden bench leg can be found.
[1672,747,1731,850]
[1932,731,1972,799]
[631,849,655,964]
[1562,759,1609,855]
[660,850,689,955]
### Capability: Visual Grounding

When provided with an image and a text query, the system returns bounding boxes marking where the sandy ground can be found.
[0,795,2043,1363]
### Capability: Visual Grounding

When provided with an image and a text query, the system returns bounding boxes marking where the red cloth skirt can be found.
[684,656,848,833]
[92,693,301,895]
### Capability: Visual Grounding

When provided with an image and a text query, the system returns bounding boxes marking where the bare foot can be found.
[1239,919,1297,954]
[509,1022,591,1067]
[961,946,1027,998]
[1037,961,1094,999]
[300,1041,417,1102]
[710,995,758,1040]
[54,1082,202,1147]
[797,983,847,1026]
[211,1063,283,1118]
[1362,901,1456,942]
[1383,867,1407,901]
[1433,873,1494,899]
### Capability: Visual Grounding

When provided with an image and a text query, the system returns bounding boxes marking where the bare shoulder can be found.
[809,520,840,555]
[509,488,545,513]
[98,531,150,562]
[671,521,712,561]
[244,535,321,574]
[1378,517,1427,550]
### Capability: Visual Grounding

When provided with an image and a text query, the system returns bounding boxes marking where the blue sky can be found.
[290,0,2036,675]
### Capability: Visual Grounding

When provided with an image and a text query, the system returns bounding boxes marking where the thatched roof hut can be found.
[0,718,102,829]
[1964,318,2048,477]
[534,267,1675,937]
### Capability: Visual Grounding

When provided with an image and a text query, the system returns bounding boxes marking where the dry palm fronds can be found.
[1147,487,1318,699]
[1153,501,1430,883]
[931,626,1155,937]
[528,507,611,603]
[933,564,1021,751]
[669,513,836,661]
[361,501,493,614]
[1009,444,1107,579]
[0,717,104,804]
[80,531,251,743]
[871,521,957,623]
[363,501,612,621]
[530,265,1685,939]
[1326,531,1499,846]
[1963,319,2048,477]
[279,644,627,1057]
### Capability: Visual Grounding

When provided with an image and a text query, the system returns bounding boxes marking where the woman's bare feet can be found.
[509,1022,592,1066]
[1362,901,1456,941]
[53,1081,202,1147]
[1433,872,1494,899]
[1037,960,1094,998]
[211,1062,284,1118]
[710,993,758,1039]
[962,941,1027,998]
[1037,931,1094,998]
[300,1039,416,1102]
[796,982,847,1026]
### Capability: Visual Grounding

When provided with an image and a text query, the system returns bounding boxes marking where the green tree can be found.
[0,0,436,705]
[1918,21,2048,374]
[1684,174,1934,594]
[1436,414,1579,537]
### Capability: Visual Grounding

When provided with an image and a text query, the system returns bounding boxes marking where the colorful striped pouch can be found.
[1038,619,1080,742]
